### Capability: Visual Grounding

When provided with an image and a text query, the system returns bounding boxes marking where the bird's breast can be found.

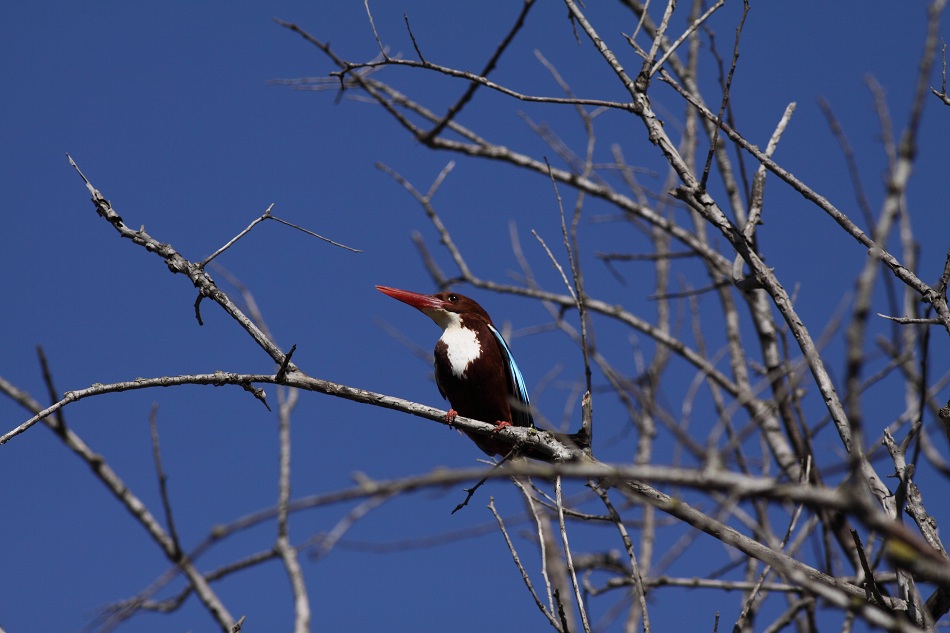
[438,326,482,378]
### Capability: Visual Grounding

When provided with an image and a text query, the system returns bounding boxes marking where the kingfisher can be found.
[376,285,541,457]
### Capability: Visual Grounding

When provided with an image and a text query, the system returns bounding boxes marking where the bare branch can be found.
[490,497,564,631]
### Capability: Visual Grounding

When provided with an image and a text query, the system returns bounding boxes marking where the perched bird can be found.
[376,285,538,457]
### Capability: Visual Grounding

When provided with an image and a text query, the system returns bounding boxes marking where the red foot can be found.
[492,420,512,433]
[445,409,459,428]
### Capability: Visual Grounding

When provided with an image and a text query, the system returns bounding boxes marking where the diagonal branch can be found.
[67,155,297,368]
[0,379,239,630]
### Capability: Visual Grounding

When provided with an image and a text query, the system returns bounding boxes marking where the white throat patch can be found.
[428,310,482,378]
[440,326,481,378]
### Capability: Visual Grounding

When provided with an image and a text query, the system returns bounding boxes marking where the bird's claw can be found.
[445,409,459,429]
[492,420,512,434]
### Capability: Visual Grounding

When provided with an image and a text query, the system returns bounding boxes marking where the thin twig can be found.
[403,14,426,62]
[363,0,388,59]
[700,0,750,190]
[591,482,650,632]
[274,371,308,633]
[267,215,361,253]
[877,313,943,325]
[199,204,274,268]
[643,0,676,76]
[422,0,537,141]
[309,494,393,559]
[531,230,576,303]
[489,497,564,631]
[556,476,591,632]
[851,529,887,605]
[452,449,516,514]
[648,0,724,77]
[148,405,182,557]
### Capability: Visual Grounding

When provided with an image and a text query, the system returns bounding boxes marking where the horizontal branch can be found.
[0,370,578,461]
[331,57,632,111]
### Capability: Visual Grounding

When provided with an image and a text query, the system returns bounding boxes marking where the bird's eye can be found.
[448,294,459,302]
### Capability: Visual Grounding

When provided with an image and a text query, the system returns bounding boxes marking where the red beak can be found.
[376,285,446,311]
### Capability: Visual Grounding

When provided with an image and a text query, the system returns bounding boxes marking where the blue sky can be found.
[2,2,950,632]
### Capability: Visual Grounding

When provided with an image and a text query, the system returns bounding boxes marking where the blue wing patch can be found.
[488,323,535,428]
